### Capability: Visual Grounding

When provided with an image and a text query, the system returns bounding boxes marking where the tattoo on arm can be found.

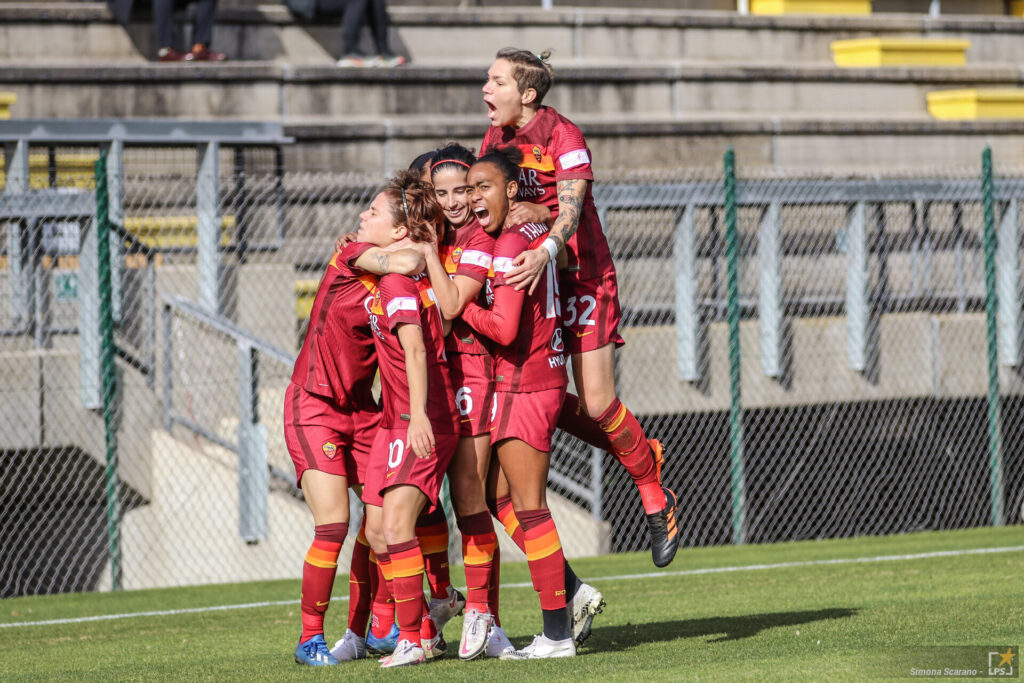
[552,178,586,251]
[374,252,390,272]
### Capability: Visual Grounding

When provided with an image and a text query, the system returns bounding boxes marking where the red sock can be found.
[489,543,502,627]
[419,594,438,640]
[558,393,612,450]
[596,398,666,514]
[457,510,497,614]
[516,509,567,610]
[300,522,347,641]
[415,506,451,600]
[347,518,372,638]
[387,540,426,646]
[492,495,526,554]
[370,551,396,639]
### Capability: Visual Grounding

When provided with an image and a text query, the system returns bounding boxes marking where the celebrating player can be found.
[284,213,425,666]
[358,171,460,668]
[480,47,681,568]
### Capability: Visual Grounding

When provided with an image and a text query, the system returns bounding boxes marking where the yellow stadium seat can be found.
[831,38,970,67]
[751,0,871,14]
[295,278,319,319]
[927,89,1024,120]
[0,92,15,120]
[123,215,236,249]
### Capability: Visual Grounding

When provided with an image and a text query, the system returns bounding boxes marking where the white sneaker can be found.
[329,628,366,661]
[458,609,492,661]
[499,633,576,660]
[379,639,424,668]
[570,582,606,646]
[428,586,466,631]
[485,624,514,658]
[423,632,447,660]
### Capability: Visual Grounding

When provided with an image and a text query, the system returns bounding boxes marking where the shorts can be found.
[283,382,380,488]
[561,272,625,355]
[448,352,495,438]
[490,386,567,453]
[362,427,458,510]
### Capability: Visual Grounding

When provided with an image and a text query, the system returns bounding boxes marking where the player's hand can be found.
[335,231,358,253]
[407,413,435,459]
[505,247,549,295]
[507,201,552,227]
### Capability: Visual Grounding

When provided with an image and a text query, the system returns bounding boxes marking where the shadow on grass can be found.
[586,607,858,650]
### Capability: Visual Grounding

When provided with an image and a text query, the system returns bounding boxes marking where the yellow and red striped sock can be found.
[300,522,347,641]
[517,509,567,611]
[347,518,372,638]
[415,506,451,600]
[387,539,426,645]
[458,510,497,614]
[492,495,526,553]
[596,398,667,513]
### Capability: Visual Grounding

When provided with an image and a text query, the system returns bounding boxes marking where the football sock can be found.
[347,518,372,638]
[387,539,426,646]
[489,543,502,627]
[541,606,572,642]
[491,495,527,553]
[415,506,451,600]
[595,398,667,514]
[370,551,396,639]
[300,522,347,641]
[517,508,568,612]
[419,594,438,641]
[457,510,497,614]
[558,392,612,450]
[564,559,583,599]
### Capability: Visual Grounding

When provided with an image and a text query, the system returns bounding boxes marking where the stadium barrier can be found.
[1,126,1021,595]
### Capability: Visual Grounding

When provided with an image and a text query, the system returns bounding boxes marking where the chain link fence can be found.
[2,138,1022,596]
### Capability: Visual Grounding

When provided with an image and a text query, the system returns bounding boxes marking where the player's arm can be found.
[418,243,484,321]
[352,245,425,276]
[460,284,524,347]
[396,322,434,459]
[507,201,552,227]
[504,178,586,294]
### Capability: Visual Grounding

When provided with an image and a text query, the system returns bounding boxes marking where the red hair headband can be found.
[430,159,472,171]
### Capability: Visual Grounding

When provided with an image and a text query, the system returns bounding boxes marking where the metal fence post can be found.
[107,140,125,323]
[759,202,782,378]
[724,148,746,545]
[846,201,868,372]
[997,198,1020,366]
[4,139,29,330]
[237,342,268,542]
[981,146,1004,527]
[79,213,101,409]
[198,141,221,314]
[675,205,700,381]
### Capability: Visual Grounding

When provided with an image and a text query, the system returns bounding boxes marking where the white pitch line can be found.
[3,543,1022,630]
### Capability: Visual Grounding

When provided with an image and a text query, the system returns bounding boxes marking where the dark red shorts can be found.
[561,272,625,355]
[490,386,567,453]
[283,382,379,488]
[362,427,458,509]
[448,352,495,438]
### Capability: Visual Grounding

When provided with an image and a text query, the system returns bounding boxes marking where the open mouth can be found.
[485,100,497,121]
[473,206,491,227]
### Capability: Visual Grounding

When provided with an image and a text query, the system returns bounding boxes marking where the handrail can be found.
[161,295,295,366]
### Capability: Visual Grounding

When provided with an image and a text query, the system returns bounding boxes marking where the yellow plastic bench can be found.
[751,0,871,15]
[0,92,15,120]
[831,38,970,67]
[123,215,236,249]
[295,278,319,319]
[0,152,99,190]
[927,89,1024,120]
[1011,1,1024,17]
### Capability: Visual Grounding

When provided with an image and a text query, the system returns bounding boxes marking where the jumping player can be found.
[284,220,424,666]
[459,146,575,659]
[480,47,681,568]
[358,171,460,668]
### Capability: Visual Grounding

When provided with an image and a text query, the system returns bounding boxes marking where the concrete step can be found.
[4,62,1023,120]
[5,4,1024,65]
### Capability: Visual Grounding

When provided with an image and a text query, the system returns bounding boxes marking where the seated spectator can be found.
[108,0,228,62]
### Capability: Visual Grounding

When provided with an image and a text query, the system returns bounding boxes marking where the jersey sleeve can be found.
[454,229,495,283]
[379,273,421,331]
[551,120,594,183]
[491,230,531,289]
[337,241,375,275]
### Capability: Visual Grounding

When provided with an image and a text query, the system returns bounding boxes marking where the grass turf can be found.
[2,525,1022,681]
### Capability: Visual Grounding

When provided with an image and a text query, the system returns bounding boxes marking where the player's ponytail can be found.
[495,47,555,104]
[384,170,444,243]
[475,145,523,184]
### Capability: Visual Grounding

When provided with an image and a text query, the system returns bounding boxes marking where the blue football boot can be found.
[295,634,339,666]
[366,622,400,655]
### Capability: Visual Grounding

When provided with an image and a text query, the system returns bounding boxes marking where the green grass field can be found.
[3,526,1022,681]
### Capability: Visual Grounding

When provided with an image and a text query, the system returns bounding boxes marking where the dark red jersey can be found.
[480,105,614,281]
[439,217,495,356]
[370,272,459,434]
[290,242,378,410]
[462,222,567,393]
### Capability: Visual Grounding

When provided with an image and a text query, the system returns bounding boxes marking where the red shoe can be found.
[189,44,227,61]
[157,47,192,62]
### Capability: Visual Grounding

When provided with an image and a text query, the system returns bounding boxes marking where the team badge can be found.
[532,145,543,163]
[322,442,337,459]
[452,247,463,263]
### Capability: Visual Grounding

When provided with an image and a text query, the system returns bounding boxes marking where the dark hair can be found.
[494,47,554,105]
[382,169,444,243]
[429,142,476,180]
[474,145,523,184]
[408,150,436,176]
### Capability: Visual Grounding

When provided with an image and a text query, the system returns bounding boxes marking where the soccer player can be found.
[480,48,681,568]
[458,146,575,660]
[284,218,425,666]
[358,171,460,668]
